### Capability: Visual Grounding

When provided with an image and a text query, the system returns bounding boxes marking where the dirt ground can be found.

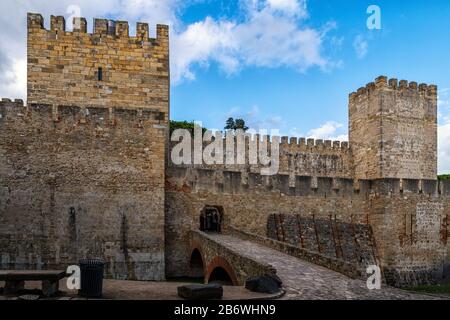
[0,279,282,300]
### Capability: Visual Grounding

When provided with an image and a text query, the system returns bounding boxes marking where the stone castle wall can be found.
[169,134,353,179]
[0,12,447,288]
[165,165,450,286]
[0,99,167,280]
[266,214,378,275]
[368,180,450,286]
[164,166,368,278]
[27,13,169,111]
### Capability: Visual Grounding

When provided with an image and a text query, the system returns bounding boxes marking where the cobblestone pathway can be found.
[208,234,445,300]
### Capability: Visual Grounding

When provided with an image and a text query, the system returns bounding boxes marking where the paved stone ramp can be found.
[207,234,444,300]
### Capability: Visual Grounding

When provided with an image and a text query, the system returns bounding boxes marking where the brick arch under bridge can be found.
[189,230,277,286]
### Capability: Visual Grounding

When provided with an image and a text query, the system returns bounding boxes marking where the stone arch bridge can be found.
[189,230,276,286]
[188,229,441,300]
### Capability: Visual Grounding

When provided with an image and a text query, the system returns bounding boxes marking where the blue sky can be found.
[171,0,450,134]
[1,0,450,172]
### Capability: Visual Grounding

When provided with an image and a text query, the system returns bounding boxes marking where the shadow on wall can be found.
[189,249,204,279]
[267,214,378,271]
[208,267,234,286]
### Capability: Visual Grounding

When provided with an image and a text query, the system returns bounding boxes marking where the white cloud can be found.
[266,0,307,17]
[306,121,347,141]
[119,0,181,27]
[171,0,331,82]
[438,120,450,174]
[226,105,284,131]
[287,121,348,141]
[0,58,27,100]
[0,0,334,98]
[353,35,368,59]
[171,17,237,81]
[438,88,450,173]
[438,88,450,119]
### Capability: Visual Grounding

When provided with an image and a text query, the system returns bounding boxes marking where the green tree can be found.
[234,118,249,131]
[225,117,235,130]
[170,120,207,135]
[224,117,249,131]
[438,174,450,180]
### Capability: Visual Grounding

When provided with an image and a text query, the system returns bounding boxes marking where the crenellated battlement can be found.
[27,13,169,43]
[280,136,349,151]
[169,130,351,178]
[168,129,352,178]
[0,98,25,107]
[0,100,167,127]
[349,75,437,103]
[170,131,350,152]
[166,166,450,198]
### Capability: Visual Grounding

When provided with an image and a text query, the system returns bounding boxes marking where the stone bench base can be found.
[4,280,25,295]
[3,280,60,297]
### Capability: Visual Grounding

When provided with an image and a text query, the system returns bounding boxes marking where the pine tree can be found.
[225,117,236,130]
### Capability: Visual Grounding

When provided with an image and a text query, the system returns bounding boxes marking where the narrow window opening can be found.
[98,67,103,81]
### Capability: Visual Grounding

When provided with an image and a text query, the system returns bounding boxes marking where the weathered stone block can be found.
[245,274,282,294]
[177,284,223,300]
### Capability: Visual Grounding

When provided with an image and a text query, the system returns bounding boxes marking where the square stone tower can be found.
[16,13,170,280]
[349,76,438,180]
[27,13,169,111]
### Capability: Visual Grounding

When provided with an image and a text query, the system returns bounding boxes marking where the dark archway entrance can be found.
[189,249,204,279]
[200,206,222,233]
[208,267,233,286]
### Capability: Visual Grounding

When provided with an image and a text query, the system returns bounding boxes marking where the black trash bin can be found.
[79,259,105,298]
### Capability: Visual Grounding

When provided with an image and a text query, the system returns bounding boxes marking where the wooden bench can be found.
[0,270,66,297]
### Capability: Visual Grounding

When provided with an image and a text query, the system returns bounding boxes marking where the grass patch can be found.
[406,284,450,294]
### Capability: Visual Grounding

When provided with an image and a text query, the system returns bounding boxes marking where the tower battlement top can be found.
[27,13,169,42]
[349,75,437,103]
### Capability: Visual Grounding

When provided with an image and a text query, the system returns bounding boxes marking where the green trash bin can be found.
[79,259,105,298]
